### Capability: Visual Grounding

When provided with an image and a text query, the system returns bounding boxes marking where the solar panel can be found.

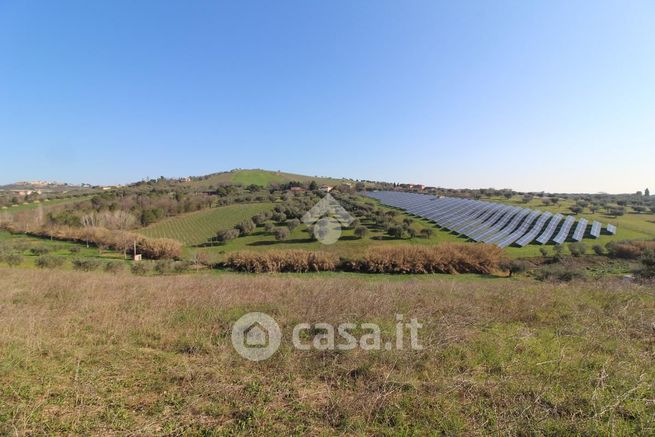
[364,191,598,248]
[607,224,617,235]
[451,203,500,233]
[536,213,563,244]
[552,216,576,245]
[572,219,588,241]
[497,210,542,248]
[484,208,532,244]
[469,207,519,241]
[455,203,505,234]
[590,221,601,238]
[515,211,553,247]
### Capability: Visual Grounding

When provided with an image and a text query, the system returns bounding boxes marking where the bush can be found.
[138,238,182,260]
[539,247,549,257]
[30,246,51,256]
[216,228,240,244]
[264,222,275,233]
[592,244,605,256]
[226,250,339,273]
[501,259,528,277]
[356,244,505,274]
[420,228,433,239]
[354,226,368,239]
[154,259,173,274]
[131,262,152,275]
[274,226,290,241]
[605,241,655,259]
[286,218,301,231]
[104,261,126,274]
[387,225,406,239]
[35,255,65,269]
[535,265,586,282]
[2,253,22,267]
[638,249,655,279]
[69,246,81,254]
[568,242,587,257]
[72,258,102,272]
[173,260,193,273]
[236,219,256,236]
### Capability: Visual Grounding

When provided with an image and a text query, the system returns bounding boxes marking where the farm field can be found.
[139,203,274,246]
[0,195,92,214]
[0,269,653,434]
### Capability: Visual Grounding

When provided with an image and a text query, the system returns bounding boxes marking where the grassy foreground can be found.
[0,269,654,435]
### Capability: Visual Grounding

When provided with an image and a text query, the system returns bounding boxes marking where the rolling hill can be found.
[183,169,349,188]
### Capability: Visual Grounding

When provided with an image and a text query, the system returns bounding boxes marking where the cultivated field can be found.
[139,203,274,246]
[0,269,653,434]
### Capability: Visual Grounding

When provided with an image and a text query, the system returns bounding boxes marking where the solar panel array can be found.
[364,191,614,248]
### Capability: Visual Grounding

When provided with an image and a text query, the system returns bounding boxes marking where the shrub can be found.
[539,247,549,257]
[356,244,505,274]
[2,253,22,267]
[154,259,174,274]
[604,241,655,259]
[387,225,405,239]
[592,244,605,256]
[568,242,587,257]
[535,265,586,282]
[30,246,51,256]
[274,226,290,241]
[72,258,102,272]
[286,218,301,231]
[173,260,193,273]
[226,250,339,273]
[236,219,256,236]
[131,262,152,275]
[638,249,655,279]
[69,246,81,254]
[501,259,528,277]
[354,226,368,239]
[264,222,275,233]
[216,228,240,244]
[35,255,65,269]
[420,228,433,239]
[138,238,182,260]
[104,261,126,274]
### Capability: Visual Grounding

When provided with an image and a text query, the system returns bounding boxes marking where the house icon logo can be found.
[231,312,282,361]
[302,193,354,245]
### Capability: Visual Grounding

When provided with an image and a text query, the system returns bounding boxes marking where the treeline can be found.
[225,244,506,274]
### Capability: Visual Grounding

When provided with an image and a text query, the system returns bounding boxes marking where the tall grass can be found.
[0,269,653,434]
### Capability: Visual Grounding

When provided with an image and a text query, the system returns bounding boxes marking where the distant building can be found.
[319,185,333,193]
[289,186,306,193]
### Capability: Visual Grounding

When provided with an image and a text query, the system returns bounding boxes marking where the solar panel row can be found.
[364,191,599,248]
[590,221,601,238]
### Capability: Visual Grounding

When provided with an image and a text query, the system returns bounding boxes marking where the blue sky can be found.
[1,1,653,193]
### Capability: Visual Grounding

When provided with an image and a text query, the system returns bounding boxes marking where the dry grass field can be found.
[1,269,654,435]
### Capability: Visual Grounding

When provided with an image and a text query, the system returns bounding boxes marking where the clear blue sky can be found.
[1,1,653,193]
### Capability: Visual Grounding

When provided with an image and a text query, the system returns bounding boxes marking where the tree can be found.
[354,226,368,239]
[387,225,405,239]
[569,206,583,214]
[309,180,319,191]
[646,188,651,197]
[286,218,300,231]
[274,226,290,241]
[216,228,240,244]
[420,228,433,239]
[236,219,256,236]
